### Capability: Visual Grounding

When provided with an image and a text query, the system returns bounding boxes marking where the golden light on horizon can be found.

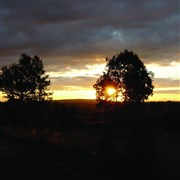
[1,88,179,102]
[148,93,180,102]
[51,85,180,102]
[52,89,96,100]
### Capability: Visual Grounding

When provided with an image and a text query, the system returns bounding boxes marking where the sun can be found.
[106,87,116,96]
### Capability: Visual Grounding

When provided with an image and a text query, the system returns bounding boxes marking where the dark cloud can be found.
[0,0,179,92]
[50,76,96,90]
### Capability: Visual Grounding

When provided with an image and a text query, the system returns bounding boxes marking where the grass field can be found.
[0,100,180,180]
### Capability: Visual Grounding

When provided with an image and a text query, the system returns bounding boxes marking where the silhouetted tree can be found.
[0,54,52,102]
[93,49,154,103]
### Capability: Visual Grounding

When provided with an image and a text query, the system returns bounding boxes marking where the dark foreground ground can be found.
[0,100,180,180]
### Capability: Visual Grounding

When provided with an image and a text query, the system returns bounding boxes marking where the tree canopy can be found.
[93,49,154,103]
[0,54,52,102]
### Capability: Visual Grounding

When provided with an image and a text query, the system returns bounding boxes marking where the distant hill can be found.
[53,99,97,110]
[54,99,96,104]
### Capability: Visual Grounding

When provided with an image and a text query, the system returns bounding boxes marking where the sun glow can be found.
[106,87,116,96]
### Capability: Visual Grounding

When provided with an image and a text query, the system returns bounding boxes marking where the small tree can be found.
[93,49,154,103]
[0,54,52,102]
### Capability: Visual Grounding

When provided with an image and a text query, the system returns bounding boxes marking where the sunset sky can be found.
[0,0,180,101]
